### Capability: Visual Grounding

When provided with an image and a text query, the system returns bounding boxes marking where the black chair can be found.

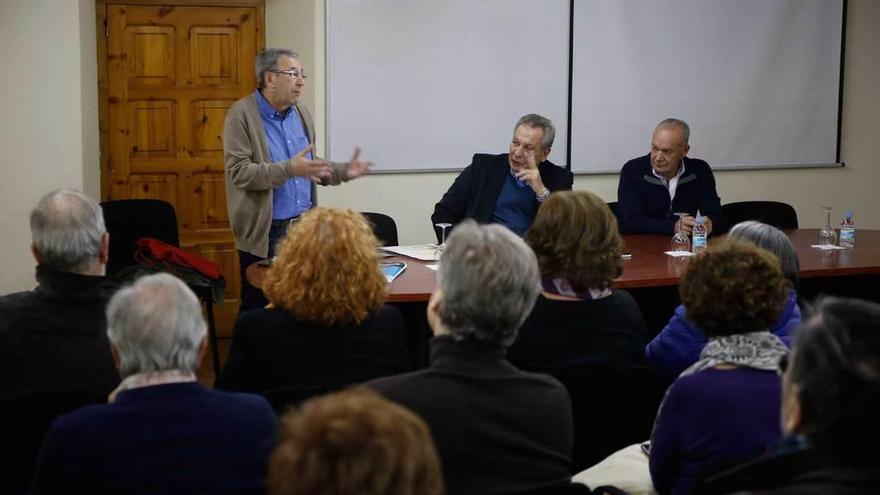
[721,201,798,232]
[551,366,670,472]
[261,382,351,416]
[606,201,619,217]
[361,212,399,246]
[100,199,223,375]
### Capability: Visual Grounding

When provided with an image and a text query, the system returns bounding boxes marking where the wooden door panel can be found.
[101,2,265,377]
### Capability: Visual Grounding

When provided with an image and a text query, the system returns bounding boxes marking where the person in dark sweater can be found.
[509,190,648,371]
[704,297,880,495]
[0,189,120,495]
[431,113,573,239]
[29,273,277,495]
[369,221,580,495]
[216,208,409,409]
[616,118,723,235]
[649,240,789,495]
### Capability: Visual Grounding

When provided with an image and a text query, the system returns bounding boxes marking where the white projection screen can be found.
[326,0,571,172]
[326,0,844,173]
[570,0,844,172]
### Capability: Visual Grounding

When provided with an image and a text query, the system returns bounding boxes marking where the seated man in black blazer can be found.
[431,114,574,239]
[368,221,578,495]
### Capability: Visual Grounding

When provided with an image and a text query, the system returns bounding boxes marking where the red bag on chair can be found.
[133,238,222,280]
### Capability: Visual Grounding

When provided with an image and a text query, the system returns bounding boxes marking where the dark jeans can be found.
[238,220,295,314]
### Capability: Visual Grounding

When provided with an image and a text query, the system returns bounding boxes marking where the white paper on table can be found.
[664,250,694,257]
[380,244,439,261]
[425,264,439,271]
[810,244,847,250]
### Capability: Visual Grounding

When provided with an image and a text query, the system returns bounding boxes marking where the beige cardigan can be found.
[223,93,347,257]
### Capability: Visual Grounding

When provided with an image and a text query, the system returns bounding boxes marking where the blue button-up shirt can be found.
[255,90,312,220]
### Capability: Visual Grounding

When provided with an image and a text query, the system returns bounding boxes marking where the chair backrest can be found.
[552,366,670,472]
[101,199,180,276]
[361,212,399,246]
[721,201,798,232]
[262,382,351,416]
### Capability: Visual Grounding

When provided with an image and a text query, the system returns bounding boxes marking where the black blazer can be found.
[431,153,574,241]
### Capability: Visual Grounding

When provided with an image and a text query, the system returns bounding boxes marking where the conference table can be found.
[386,229,880,302]
[246,228,880,367]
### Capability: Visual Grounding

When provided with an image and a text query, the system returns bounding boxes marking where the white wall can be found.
[0,0,98,293]
[274,0,880,245]
[0,0,877,293]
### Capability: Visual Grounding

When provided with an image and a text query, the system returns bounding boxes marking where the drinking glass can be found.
[434,223,452,259]
[670,212,691,252]
[818,206,836,246]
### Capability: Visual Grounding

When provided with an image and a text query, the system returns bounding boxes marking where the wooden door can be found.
[98,1,265,372]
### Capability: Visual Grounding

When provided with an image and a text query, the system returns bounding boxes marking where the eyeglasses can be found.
[270,69,307,80]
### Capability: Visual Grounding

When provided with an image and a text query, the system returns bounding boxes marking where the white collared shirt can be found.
[652,160,686,201]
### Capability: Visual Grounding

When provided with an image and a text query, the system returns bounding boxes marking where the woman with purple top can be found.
[649,240,789,495]
[646,221,802,378]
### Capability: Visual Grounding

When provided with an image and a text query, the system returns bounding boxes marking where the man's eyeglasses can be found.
[270,69,306,80]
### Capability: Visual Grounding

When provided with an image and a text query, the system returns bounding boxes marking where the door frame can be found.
[95,0,266,201]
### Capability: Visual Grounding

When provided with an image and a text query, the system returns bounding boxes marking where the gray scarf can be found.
[680,330,788,377]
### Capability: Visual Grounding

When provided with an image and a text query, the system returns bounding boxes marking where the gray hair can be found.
[29,188,105,274]
[436,220,540,346]
[106,273,207,378]
[515,113,555,149]
[255,48,299,89]
[657,118,691,144]
[729,220,801,289]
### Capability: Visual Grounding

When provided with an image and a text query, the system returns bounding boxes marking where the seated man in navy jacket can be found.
[617,118,723,235]
[431,113,574,239]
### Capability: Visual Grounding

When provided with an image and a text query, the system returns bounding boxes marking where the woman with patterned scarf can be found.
[648,240,790,495]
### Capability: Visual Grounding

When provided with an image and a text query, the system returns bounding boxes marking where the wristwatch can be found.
[536,187,551,203]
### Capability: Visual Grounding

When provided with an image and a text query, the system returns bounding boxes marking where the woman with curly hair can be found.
[648,240,789,495]
[215,208,408,409]
[508,190,648,371]
[646,220,802,378]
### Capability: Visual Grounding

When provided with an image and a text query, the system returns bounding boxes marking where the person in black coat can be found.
[510,190,648,371]
[431,113,573,239]
[0,189,120,495]
[369,221,579,495]
[216,208,409,410]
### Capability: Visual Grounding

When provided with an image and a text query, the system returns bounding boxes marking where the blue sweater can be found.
[645,291,800,379]
[617,154,723,234]
[649,367,782,495]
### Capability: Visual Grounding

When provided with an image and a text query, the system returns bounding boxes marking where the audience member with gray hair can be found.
[646,220,803,378]
[0,188,119,494]
[431,113,574,239]
[29,273,277,495]
[369,220,582,495]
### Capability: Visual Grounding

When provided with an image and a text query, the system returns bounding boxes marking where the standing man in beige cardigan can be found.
[224,48,373,312]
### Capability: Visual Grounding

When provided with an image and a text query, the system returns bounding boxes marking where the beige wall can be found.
[0,0,99,294]
[0,0,877,293]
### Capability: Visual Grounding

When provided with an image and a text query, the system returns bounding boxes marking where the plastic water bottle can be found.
[692,214,707,253]
[839,210,855,248]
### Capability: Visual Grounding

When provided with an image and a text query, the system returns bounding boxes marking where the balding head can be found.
[29,189,108,275]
